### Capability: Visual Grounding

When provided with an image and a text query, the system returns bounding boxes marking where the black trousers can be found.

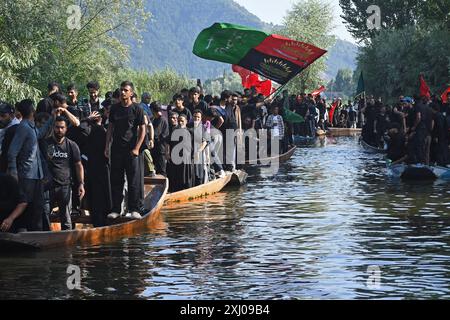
[111,147,143,213]
[18,178,44,231]
[50,185,72,230]
[151,150,167,177]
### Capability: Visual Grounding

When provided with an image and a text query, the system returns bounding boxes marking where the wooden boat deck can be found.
[149,173,233,205]
[327,128,362,137]
[0,177,168,250]
[245,146,297,166]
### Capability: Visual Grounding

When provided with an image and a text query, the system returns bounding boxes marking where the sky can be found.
[233,0,356,43]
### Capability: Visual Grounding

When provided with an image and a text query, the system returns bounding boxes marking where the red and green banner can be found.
[193,23,327,85]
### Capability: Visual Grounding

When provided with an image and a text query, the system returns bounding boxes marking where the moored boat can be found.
[245,146,297,166]
[227,170,248,187]
[156,172,233,205]
[0,177,168,251]
[387,163,450,181]
[328,128,362,137]
[359,137,386,154]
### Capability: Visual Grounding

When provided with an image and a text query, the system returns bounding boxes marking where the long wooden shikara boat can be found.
[327,128,362,137]
[0,178,168,251]
[359,137,387,154]
[387,163,450,181]
[245,146,297,166]
[149,173,233,205]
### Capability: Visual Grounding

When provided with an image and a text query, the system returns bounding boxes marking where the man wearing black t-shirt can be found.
[186,87,208,114]
[43,117,85,230]
[105,81,146,220]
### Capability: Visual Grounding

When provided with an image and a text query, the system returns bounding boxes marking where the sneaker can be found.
[107,212,120,219]
[218,170,226,178]
[125,212,142,220]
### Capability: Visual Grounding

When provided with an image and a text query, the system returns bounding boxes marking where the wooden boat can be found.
[293,135,317,145]
[153,172,233,205]
[387,163,450,181]
[0,178,168,251]
[327,128,362,137]
[359,137,386,154]
[227,169,248,186]
[245,146,297,166]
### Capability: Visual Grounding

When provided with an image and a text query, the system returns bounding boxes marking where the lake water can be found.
[1,136,449,299]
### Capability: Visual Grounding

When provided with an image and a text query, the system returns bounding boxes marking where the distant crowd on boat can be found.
[360,94,450,167]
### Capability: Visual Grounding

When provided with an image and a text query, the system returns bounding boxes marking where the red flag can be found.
[257,80,272,96]
[442,87,450,103]
[232,65,273,96]
[232,65,252,87]
[247,73,260,88]
[311,85,325,97]
[419,75,431,99]
[328,100,339,124]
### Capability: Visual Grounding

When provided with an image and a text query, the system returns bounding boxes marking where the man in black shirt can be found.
[43,117,85,230]
[67,84,90,120]
[430,103,449,166]
[105,81,146,220]
[36,82,60,114]
[410,98,434,165]
[87,81,102,113]
[172,94,192,122]
[0,173,28,233]
[151,103,169,177]
[186,87,208,114]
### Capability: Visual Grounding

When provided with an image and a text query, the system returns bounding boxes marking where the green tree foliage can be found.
[357,26,450,101]
[0,0,149,103]
[339,0,450,43]
[113,68,195,104]
[340,0,450,101]
[203,72,244,97]
[333,69,354,95]
[279,0,336,93]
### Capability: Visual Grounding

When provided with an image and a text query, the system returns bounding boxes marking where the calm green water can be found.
[1,136,449,299]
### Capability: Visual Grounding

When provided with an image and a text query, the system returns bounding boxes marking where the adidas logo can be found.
[52,150,68,158]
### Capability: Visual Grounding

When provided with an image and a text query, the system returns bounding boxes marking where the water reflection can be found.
[0,137,449,299]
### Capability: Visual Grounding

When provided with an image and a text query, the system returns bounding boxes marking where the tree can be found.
[334,69,354,95]
[204,72,244,96]
[339,0,450,43]
[279,0,336,93]
[113,68,195,104]
[357,25,450,101]
[0,0,149,103]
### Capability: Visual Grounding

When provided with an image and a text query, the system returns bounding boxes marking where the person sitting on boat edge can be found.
[385,123,408,165]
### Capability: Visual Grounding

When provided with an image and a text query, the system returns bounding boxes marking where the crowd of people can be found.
[0,81,294,233]
[360,94,450,167]
[2,78,448,234]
